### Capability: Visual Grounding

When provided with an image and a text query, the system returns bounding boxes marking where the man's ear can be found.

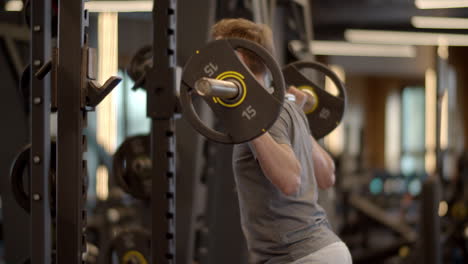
[235,50,246,63]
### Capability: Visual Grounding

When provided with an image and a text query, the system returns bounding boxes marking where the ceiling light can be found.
[5,0,23,11]
[412,16,468,29]
[346,29,468,46]
[310,41,416,58]
[415,0,468,9]
[85,1,153,13]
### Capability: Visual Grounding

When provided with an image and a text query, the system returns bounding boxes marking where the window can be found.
[384,90,401,173]
[400,86,425,175]
[115,70,151,145]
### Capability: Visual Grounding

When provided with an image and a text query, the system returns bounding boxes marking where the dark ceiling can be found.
[312,0,468,39]
[215,0,468,40]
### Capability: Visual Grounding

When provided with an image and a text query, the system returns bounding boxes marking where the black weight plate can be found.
[127,45,152,90]
[19,64,31,113]
[113,135,152,200]
[110,228,150,264]
[9,142,57,213]
[24,0,59,36]
[180,38,285,144]
[282,61,346,139]
[10,144,31,212]
[23,0,30,28]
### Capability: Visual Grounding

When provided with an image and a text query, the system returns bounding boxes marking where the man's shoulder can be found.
[281,99,309,125]
[282,99,303,117]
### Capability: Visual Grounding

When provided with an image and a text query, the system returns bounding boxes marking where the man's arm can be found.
[310,136,336,189]
[250,133,302,196]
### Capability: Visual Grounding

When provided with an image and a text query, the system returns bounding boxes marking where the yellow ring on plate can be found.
[212,71,247,108]
[122,250,148,264]
[298,85,319,114]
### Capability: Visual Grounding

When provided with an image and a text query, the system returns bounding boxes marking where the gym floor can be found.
[0,0,467,264]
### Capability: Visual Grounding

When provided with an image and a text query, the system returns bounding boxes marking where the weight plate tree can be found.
[180,38,286,144]
[282,61,347,139]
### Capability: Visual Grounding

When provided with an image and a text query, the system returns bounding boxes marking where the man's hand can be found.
[287,86,317,113]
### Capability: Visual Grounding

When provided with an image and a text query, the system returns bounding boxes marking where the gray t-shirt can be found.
[232,100,340,264]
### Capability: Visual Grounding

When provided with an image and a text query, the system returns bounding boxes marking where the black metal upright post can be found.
[420,51,444,264]
[30,0,52,263]
[148,0,178,263]
[56,0,87,263]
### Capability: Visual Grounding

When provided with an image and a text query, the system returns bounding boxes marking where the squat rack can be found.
[27,0,179,263]
[146,0,178,263]
[30,0,52,263]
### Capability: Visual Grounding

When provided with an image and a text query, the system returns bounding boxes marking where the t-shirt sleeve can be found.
[303,113,313,136]
[291,102,313,136]
[247,104,292,159]
[267,106,292,146]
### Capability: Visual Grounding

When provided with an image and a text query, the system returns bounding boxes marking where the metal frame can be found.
[292,0,314,47]
[0,23,30,80]
[421,176,441,264]
[56,0,87,262]
[0,23,29,78]
[147,0,178,263]
[30,1,53,263]
[27,0,179,262]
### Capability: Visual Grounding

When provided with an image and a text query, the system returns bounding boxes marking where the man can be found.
[212,18,352,263]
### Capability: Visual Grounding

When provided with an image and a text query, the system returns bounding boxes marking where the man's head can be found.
[211,18,274,77]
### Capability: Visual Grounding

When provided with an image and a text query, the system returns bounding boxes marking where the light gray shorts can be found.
[291,242,352,264]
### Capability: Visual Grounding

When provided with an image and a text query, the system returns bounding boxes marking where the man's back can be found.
[233,100,340,264]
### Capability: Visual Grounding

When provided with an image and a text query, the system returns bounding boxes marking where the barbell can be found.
[180,38,347,143]
[127,38,347,144]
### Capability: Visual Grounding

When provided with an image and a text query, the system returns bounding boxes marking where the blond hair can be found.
[212,18,274,75]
